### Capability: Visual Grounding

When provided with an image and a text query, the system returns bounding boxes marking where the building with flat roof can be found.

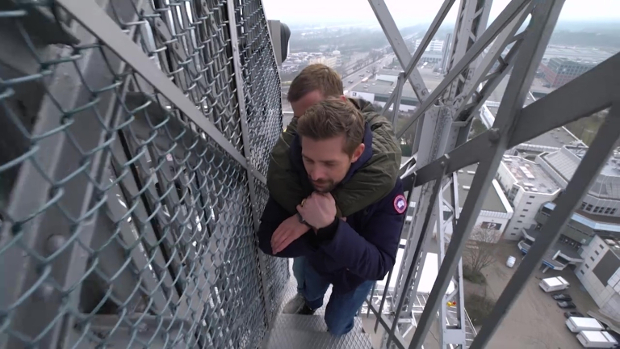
[496,155,562,240]
[439,164,514,242]
[415,39,444,53]
[539,57,597,88]
[540,146,620,216]
[543,45,614,64]
[515,146,620,275]
[347,68,445,112]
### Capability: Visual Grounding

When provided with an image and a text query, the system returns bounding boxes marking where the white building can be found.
[308,55,338,68]
[577,235,620,322]
[496,155,562,240]
[440,164,514,242]
[415,39,444,52]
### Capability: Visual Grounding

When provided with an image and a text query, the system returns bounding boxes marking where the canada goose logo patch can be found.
[394,195,407,214]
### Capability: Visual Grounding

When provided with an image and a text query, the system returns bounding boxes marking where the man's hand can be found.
[297,192,337,229]
[271,214,310,254]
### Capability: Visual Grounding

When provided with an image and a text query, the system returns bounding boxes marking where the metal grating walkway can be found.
[264,273,373,349]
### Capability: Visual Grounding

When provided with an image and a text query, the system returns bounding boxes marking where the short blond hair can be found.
[297,99,365,156]
[287,64,343,102]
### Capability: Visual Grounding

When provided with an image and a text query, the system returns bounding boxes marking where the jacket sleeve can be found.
[317,183,406,280]
[266,118,307,215]
[331,114,402,216]
[256,196,314,258]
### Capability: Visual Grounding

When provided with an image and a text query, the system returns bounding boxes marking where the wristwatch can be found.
[296,212,313,229]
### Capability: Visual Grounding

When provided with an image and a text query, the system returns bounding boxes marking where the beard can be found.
[311,179,336,193]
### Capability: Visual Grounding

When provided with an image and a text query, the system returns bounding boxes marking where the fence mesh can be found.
[0,0,286,348]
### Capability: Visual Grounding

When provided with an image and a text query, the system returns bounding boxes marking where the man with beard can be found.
[257,99,406,335]
[265,64,402,318]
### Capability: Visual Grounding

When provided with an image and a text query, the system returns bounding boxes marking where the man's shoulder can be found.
[371,179,407,215]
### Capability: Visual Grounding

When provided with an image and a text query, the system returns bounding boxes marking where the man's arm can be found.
[267,118,308,215]
[316,182,406,280]
[257,196,315,258]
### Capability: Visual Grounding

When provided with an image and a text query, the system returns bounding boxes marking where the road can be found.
[342,53,396,92]
[478,241,598,349]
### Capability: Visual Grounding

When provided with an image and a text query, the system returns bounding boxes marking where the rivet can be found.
[488,128,501,143]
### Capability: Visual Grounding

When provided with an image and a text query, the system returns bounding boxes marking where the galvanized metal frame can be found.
[225,0,273,327]
[408,1,566,347]
[395,0,532,139]
[55,0,259,177]
[368,0,430,102]
[4,0,620,348]
[0,4,154,347]
[472,105,620,348]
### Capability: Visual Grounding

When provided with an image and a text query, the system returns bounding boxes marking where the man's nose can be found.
[309,167,326,180]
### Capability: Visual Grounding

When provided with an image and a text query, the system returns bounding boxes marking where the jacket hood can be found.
[289,123,373,186]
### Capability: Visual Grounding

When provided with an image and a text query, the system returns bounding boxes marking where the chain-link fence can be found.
[0,0,287,348]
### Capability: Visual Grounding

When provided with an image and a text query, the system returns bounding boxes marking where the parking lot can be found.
[477,241,599,349]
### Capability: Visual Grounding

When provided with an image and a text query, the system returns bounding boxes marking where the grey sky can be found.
[262,0,620,26]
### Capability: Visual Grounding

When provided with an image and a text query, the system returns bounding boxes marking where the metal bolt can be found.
[46,235,67,253]
[34,283,55,301]
[440,160,447,168]
[488,128,501,143]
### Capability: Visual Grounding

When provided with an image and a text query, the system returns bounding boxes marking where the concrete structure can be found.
[577,235,620,322]
[496,155,561,240]
[539,57,596,88]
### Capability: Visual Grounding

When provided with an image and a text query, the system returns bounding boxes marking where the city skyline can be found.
[262,0,620,27]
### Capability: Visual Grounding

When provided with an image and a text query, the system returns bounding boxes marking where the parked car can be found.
[564,311,584,318]
[506,256,516,268]
[557,301,576,309]
[553,293,572,301]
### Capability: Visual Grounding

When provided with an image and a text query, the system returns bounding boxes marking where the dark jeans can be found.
[292,257,374,335]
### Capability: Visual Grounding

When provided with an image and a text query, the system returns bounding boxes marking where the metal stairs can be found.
[265,314,372,349]
[264,279,373,349]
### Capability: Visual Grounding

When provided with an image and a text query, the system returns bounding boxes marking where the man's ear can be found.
[350,143,365,162]
[339,95,347,102]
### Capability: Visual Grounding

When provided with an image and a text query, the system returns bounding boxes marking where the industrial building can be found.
[539,57,597,88]
[496,155,562,240]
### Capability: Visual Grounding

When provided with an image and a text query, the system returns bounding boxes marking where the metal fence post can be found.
[225,0,274,328]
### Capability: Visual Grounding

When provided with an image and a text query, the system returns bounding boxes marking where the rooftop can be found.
[543,45,615,64]
[501,155,561,194]
[545,57,598,68]
[353,68,446,102]
[486,102,579,149]
[566,146,620,178]
[541,146,620,200]
[450,164,510,213]
[523,127,580,149]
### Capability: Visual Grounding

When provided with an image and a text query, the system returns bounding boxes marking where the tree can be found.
[463,227,498,283]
